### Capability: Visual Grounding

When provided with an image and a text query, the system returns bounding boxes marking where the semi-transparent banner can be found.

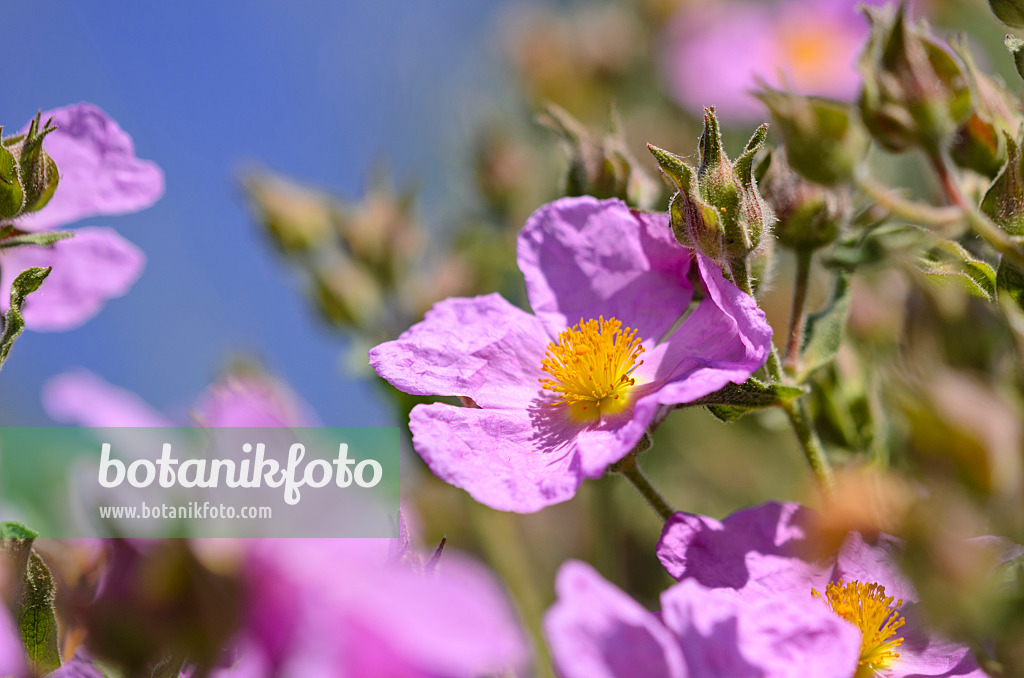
[0,427,400,537]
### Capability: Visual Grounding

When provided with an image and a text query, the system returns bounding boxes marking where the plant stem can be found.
[853,170,962,230]
[784,249,813,374]
[927,151,1024,271]
[730,258,783,378]
[610,435,675,521]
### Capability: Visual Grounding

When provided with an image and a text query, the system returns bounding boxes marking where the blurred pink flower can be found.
[0,605,25,678]
[663,0,871,121]
[0,103,164,331]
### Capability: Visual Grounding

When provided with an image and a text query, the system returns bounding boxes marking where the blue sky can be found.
[0,0,521,425]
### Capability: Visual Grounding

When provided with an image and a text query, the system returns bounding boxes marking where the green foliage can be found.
[1,521,61,674]
[0,266,52,373]
[915,238,997,300]
[797,273,852,382]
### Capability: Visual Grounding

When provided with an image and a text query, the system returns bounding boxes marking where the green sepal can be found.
[915,238,997,300]
[982,126,1024,236]
[0,231,74,249]
[5,113,60,214]
[991,0,1024,28]
[690,378,807,422]
[0,131,25,221]
[1006,35,1024,83]
[798,273,852,382]
[0,267,52,373]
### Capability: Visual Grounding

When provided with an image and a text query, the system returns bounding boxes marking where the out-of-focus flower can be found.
[221,538,530,677]
[0,605,25,678]
[370,196,772,512]
[657,502,1022,677]
[663,0,871,121]
[544,559,861,678]
[0,103,164,331]
[42,368,318,428]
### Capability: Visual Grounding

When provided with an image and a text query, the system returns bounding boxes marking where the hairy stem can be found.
[610,435,675,521]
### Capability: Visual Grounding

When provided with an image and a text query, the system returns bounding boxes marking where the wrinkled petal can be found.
[370,293,550,410]
[891,612,988,678]
[17,103,164,233]
[409,403,582,512]
[0,227,144,331]
[660,580,860,678]
[517,197,693,344]
[650,255,772,396]
[544,561,686,678]
[48,649,104,678]
[657,503,821,599]
[831,530,915,603]
[42,369,172,427]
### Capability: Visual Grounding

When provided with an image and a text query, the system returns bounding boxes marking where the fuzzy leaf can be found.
[997,258,1024,310]
[915,238,997,299]
[0,266,51,373]
[0,231,74,249]
[690,378,807,421]
[17,552,61,673]
[798,273,852,381]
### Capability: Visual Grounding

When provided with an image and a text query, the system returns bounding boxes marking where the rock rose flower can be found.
[0,103,164,331]
[544,559,861,678]
[370,196,772,512]
[663,0,872,121]
[0,605,25,678]
[657,502,1022,677]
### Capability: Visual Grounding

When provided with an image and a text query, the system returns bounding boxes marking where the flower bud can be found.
[241,170,334,252]
[649,108,775,264]
[538,104,660,209]
[949,35,1022,177]
[989,0,1024,28]
[0,129,25,221]
[1005,34,1024,83]
[756,88,868,186]
[981,125,1024,236]
[3,113,59,215]
[759,150,848,251]
[857,3,970,154]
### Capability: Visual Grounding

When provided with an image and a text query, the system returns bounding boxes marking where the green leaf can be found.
[798,273,852,382]
[16,551,61,673]
[915,238,997,300]
[689,378,807,422]
[0,230,73,249]
[0,266,51,373]
[997,257,1024,310]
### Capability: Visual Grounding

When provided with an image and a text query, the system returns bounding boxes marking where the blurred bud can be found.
[857,3,970,154]
[336,180,423,281]
[2,113,59,215]
[990,0,1024,28]
[312,255,384,328]
[472,124,536,218]
[649,108,774,264]
[242,171,334,252]
[759,149,849,251]
[981,125,1024,236]
[949,35,1023,177]
[538,104,660,209]
[756,88,868,186]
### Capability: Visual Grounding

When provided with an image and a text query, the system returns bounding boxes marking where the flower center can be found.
[539,316,644,421]
[812,580,906,673]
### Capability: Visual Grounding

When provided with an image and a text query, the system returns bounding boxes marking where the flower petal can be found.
[517,196,694,344]
[369,293,550,409]
[0,606,25,678]
[889,609,988,678]
[657,502,821,599]
[649,254,772,400]
[409,402,583,512]
[0,227,144,331]
[42,369,172,427]
[16,103,164,232]
[544,560,686,678]
[660,580,861,678]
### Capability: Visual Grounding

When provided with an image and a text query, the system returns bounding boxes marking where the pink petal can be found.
[42,369,172,427]
[16,103,164,232]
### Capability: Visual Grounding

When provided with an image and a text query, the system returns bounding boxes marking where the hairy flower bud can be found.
[760,150,848,251]
[756,88,868,186]
[538,104,660,209]
[857,3,970,154]
[649,108,775,264]
[1006,34,1024,83]
[2,113,59,216]
[949,35,1023,177]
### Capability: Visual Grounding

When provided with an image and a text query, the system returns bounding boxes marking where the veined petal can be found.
[544,561,686,678]
[409,403,583,513]
[0,227,144,331]
[16,103,164,232]
[370,293,550,409]
[517,197,693,345]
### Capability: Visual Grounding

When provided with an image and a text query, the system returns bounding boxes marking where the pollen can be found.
[539,316,644,421]
[813,580,906,672]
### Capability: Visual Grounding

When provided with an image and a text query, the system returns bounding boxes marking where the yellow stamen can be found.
[812,580,906,672]
[539,316,644,422]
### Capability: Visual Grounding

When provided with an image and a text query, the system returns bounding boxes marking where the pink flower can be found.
[663,0,871,121]
[0,103,164,331]
[370,196,772,512]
